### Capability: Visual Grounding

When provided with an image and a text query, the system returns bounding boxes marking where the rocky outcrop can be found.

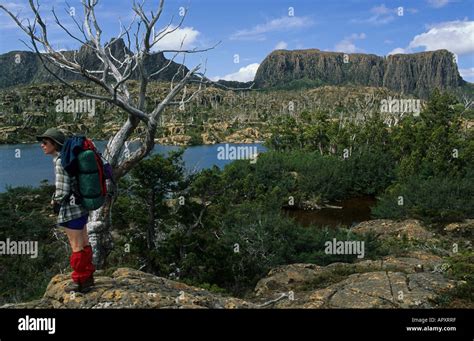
[253,251,456,308]
[254,49,464,98]
[351,219,435,241]
[154,134,192,146]
[443,219,474,238]
[304,271,454,309]
[1,219,466,309]
[224,127,265,144]
[2,268,255,309]
[2,252,458,309]
[155,125,267,145]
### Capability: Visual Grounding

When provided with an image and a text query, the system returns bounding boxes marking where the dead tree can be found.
[0,0,218,267]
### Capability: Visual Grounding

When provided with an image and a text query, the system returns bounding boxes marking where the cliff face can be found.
[0,38,188,89]
[254,49,463,98]
[383,51,462,97]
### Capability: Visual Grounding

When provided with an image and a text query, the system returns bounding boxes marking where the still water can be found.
[0,142,266,192]
[0,142,375,228]
[285,196,377,228]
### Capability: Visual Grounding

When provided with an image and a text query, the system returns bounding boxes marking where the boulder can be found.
[444,219,474,238]
[225,127,262,143]
[2,268,255,309]
[253,251,455,309]
[352,219,435,241]
[307,271,455,309]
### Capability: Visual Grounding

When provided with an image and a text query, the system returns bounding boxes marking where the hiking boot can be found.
[64,276,94,294]
[79,276,94,293]
[64,281,81,294]
[83,275,95,287]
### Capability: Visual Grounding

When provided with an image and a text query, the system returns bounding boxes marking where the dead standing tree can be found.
[0,0,218,267]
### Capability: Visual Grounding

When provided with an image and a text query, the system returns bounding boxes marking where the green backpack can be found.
[62,137,108,211]
[76,149,106,210]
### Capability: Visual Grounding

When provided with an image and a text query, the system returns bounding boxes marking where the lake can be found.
[0,142,375,228]
[0,142,267,192]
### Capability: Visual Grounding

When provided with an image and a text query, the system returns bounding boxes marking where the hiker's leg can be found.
[64,227,90,284]
[81,225,96,279]
[81,225,90,248]
[64,227,84,252]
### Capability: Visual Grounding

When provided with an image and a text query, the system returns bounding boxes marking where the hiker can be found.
[37,128,95,293]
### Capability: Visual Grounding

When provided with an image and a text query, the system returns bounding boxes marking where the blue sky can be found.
[1,0,473,81]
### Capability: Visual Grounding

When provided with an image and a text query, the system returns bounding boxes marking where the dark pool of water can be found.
[285,196,377,228]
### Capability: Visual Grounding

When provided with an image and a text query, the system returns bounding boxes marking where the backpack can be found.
[61,136,111,210]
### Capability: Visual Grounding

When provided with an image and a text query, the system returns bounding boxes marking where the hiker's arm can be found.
[53,160,71,203]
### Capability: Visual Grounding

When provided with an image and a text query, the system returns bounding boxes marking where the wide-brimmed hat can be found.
[36,128,66,146]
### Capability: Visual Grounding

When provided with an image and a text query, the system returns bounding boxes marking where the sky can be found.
[0,0,473,82]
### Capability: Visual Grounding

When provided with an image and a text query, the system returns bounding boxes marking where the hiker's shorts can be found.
[59,214,89,230]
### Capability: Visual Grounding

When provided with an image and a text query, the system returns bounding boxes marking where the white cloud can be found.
[274,41,288,50]
[213,63,260,82]
[334,33,366,53]
[371,4,392,15]
[460,67,474,81]
[335,41,358,53]
[387,47,408,55]
[230,16,313,41]
[408,20,474,55]
[352,4,395,25]
[152,26,200,51]
[353,4,416,25]
[387,20,474,57]
[427,0,452,8]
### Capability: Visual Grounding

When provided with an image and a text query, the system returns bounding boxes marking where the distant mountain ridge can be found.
[254,49,466,98]
[0,44,471,99]
[0,38,189,89]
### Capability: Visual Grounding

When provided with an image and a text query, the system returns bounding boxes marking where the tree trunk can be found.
[87,119,136,268]
[88,185,116,269]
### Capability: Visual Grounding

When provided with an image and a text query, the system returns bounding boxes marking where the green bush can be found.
[433,252,474,308]
[372,175,474,223]
[0,185,69,305]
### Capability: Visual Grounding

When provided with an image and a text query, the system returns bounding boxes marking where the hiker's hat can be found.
[36,128,66,146]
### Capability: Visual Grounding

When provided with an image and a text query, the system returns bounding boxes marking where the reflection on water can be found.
[285,196,377,228]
